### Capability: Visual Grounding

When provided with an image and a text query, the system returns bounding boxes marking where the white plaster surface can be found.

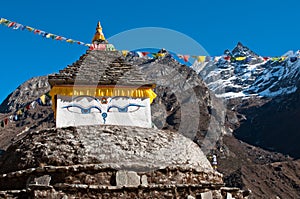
[56,95,152,128]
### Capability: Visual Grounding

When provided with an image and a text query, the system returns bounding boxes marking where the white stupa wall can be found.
[56,95,152,128]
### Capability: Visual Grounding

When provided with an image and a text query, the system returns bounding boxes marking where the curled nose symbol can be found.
[102,112,107,119]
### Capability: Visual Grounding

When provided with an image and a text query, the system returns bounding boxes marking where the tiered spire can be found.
[92,21,106,43]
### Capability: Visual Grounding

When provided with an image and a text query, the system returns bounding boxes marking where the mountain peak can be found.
[231,42,259,57]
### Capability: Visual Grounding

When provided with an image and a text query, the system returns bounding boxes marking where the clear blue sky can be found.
[0,0,300,104]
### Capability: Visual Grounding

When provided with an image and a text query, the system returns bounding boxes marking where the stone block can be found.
[34,175,51,186]
[127,171,140,187]
[141,175,148,186]
[200,191,212,199]
[226,192,235,199]
[187,195,195,199]
[116,170,140,187]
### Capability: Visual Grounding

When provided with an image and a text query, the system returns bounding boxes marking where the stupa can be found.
[0,22,250,199]
[48,21,156,128]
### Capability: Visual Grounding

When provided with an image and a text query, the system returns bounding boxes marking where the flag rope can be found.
[1,17,299,64]
[0,18,89,46]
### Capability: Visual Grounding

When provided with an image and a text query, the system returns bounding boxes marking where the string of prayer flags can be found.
[0,17,89,47]
[0,93,52,128]
[1,18,299,65]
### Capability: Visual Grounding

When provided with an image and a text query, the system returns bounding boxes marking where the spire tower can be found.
[92,21,107,43]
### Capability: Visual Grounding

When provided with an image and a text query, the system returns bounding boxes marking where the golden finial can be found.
[92,21,106,43]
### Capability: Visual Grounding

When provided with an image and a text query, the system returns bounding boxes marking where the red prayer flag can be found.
[4,118,8,125]
[142,52,150,56]
[8,22,15,27]
[34,29,41,34]
[224,56,231,61]
[183,55,190,62]
[26,104,30,110]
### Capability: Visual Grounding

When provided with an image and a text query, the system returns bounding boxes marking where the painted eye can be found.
[81,108,91,114]
[107,104,144,113]
[62,105,101,114]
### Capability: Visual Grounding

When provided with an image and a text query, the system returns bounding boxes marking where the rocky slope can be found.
[0,76,50,113]
[233,87,300,159]
[216,135,300,198]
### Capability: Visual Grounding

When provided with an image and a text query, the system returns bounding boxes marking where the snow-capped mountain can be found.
[193,42,300,99]
[193,43,300,159]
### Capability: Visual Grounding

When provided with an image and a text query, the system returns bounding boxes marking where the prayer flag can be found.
[50,34,56,39]
[66,39,74,43]
[122,50,129,57]
[34,29,41,34]
[8,22,15,28]
[7,22,16,28]
[197,56,206,62]
[183,55,190,62]
[13,23,22,30]
[142,52,150,56]
[30,101,36,109]
[9,115,13,122]
[263,57,270,61]
[235,57,246,61]
[0,18,7,24]
[17,109,23,116]
[26,26,34,32]
[40,94,46,105]
[40,31,47,37]
[26,104,30,110]
[224,56,231,61]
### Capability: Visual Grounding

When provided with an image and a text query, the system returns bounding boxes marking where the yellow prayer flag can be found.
[271,57,280,61]
[26,26,34,32]
[235,57,246,61]
[122,50,129,57]
[0,18,7,24]
[157,53,165,57]
[17,109,23,115]
[197,56,206,62]
[66,39,74,43]
[40,95,46,105]
[279,56,287,62]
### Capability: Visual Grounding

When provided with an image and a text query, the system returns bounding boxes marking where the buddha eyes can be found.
[107,104,145,113]
[63,103,144,114]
